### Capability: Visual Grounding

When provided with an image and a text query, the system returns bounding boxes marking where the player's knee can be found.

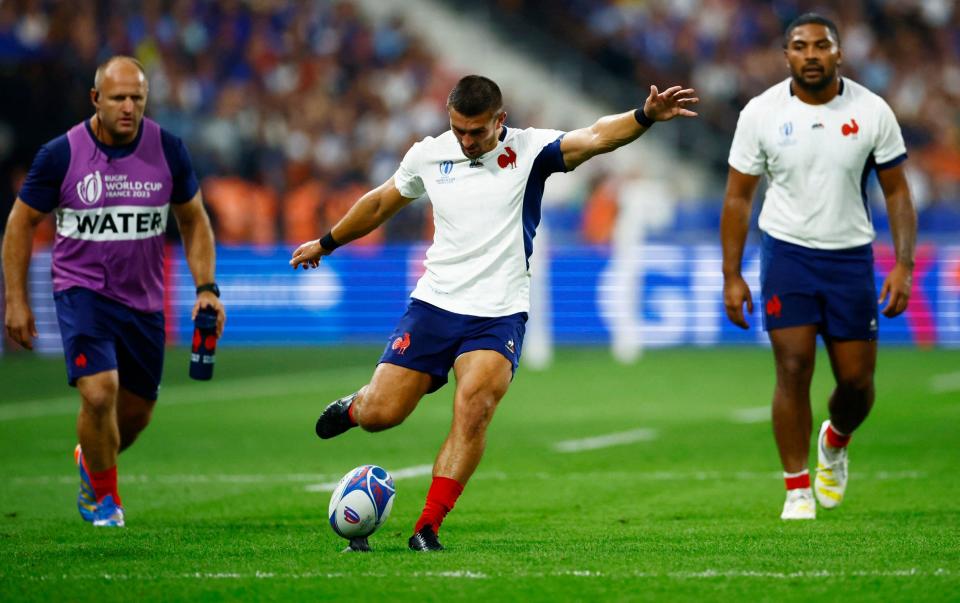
[837,373,875,400]
[776,354,814,384]
[356,392,406,432]
[121,405,154,434]
[453,391,499,439]
[78,381,119,417]
[118,411,152,451]
[358,407,404,432]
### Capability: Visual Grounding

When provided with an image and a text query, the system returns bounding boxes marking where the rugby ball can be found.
[328,465,396,539]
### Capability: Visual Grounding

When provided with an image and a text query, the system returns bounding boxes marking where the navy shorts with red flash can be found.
[378,299,527,393]
[54,287,165,400]
[760,234,878,340]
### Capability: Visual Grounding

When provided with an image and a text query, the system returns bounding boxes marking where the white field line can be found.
[730,406,770,424]
[553,428,658,453]
[304,464,433,492]
[14,568,952,581]
[11,469,927,488]
[930,371,960,394]
[0,367,371,422]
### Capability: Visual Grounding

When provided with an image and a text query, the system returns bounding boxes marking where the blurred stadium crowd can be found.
[0,0,958,247]
[496,0,960,206]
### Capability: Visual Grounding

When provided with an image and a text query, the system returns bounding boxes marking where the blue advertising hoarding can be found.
[6,243,959,355]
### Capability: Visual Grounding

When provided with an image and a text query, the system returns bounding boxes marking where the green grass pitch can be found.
[1,345,958,601]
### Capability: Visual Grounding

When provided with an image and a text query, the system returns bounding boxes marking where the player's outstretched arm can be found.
[720,167,762,329]
[561,85,698,170]
[172,192,226,336]
[876,163,917,318]
[289,177,414,270]
[2,199,47,349]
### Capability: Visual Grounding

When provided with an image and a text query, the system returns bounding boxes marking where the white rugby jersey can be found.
[393,126,567,316]
[729,77,907,249]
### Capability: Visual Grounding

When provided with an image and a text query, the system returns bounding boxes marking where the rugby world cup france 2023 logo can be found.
[76,171,103,206]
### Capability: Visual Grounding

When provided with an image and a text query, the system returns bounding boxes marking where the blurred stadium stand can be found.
[0,0,958,354]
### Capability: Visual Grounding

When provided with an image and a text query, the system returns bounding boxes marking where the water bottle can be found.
[189,307,218,380]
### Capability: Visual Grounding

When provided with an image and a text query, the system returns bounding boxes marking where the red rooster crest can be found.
[497,146,517,169]
[841,119,859,137]
[392,332,411,355]
[766,295,783,318]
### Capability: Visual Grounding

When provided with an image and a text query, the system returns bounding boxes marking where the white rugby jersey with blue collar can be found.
[393,126,568,317]
[729,77,907,250]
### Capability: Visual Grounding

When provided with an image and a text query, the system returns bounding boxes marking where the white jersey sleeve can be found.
[393,142,427,199]
[873,99,907,167]
[728,100,766,176]
[526,128,566,157]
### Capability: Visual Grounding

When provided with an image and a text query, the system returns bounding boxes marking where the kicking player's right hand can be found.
[4,301,38,350]
[723,275,754,330]
[289,239,331,270]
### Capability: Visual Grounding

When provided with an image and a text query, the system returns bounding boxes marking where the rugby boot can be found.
[92,495,125,528]
[780,488,816,520]
[815,420,849,509]
[74,445,97,522]
[315,393,357,439]
[342,537,370,553]
[408,525,444,551]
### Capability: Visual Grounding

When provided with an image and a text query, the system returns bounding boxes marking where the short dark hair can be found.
[447,75,503,116]
[783,13,841,48]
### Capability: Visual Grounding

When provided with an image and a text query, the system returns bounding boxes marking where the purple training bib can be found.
[54,118,174,313]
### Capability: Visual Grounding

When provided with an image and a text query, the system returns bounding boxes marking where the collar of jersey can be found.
[473,126,509,160]
[788,77,845,101]
[84,118,145,160]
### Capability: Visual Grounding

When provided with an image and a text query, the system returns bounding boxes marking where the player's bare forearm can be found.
[875,164,916,317]
[887,191,916,268]
[564,111,648,168]
[330,179,411,245]
[719,168,760,329]
[720,168,761,277]
[2,200,44,304]
[172,194,217,286]
[878,166,917,269]
[562,85,698,169]
[290,179,412,270]
[174,196,225,330]
[3,200,45,348]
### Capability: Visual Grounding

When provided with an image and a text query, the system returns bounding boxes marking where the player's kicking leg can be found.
[315,363,433,439]
[409,350,512,551]
[815,338,876,509]
[769,325,818,520]
[316,365,431,553]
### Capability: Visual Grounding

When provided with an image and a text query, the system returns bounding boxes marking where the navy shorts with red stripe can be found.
[54,287,165,400]
[760,233,878,340]
[378,299,527,393]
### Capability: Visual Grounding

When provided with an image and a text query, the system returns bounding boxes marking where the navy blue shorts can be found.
[760,234,878,340]
[378,299,528,393]
[54,287,165,400]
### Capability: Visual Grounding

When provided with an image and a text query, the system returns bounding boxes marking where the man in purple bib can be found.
[2,56,226,527]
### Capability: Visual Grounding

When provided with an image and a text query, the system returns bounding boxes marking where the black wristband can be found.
[634,108,655,128]
[319,231,341,252]
[196,282,220,297]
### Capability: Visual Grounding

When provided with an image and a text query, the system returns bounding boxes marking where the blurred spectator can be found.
[201,176,277,245]
[0,0,454,244]
[493,0,960,205]
[2,0,956,246]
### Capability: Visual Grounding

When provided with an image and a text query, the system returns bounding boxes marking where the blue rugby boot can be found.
[74,445,96,522]
[92,494,125,528]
